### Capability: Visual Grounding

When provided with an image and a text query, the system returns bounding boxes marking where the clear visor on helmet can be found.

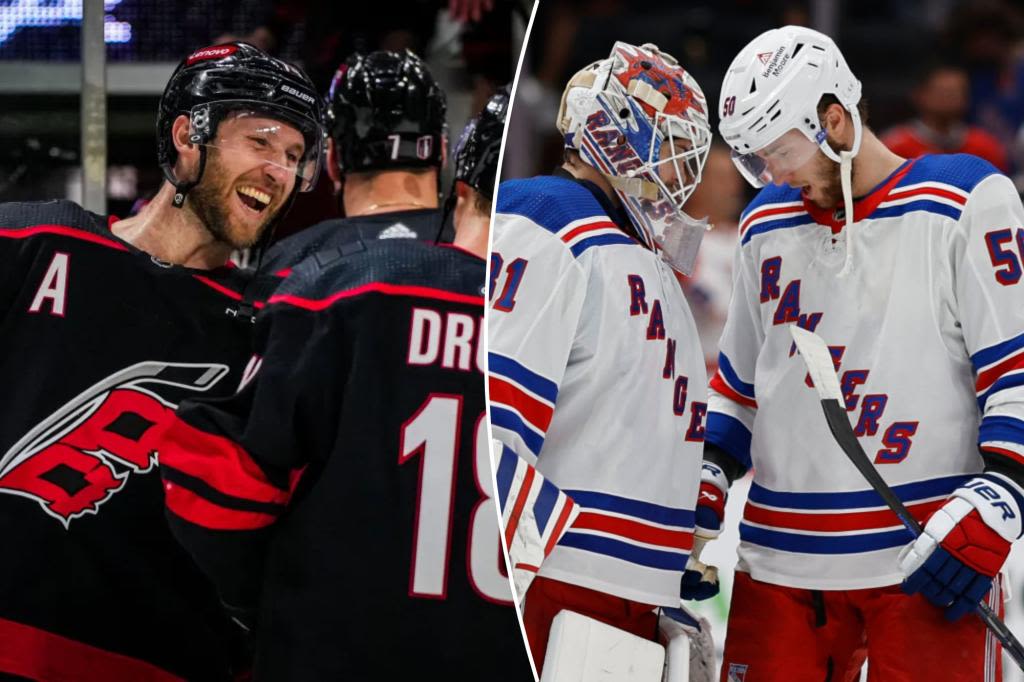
[730,127,821,188]
[191,102,325,192]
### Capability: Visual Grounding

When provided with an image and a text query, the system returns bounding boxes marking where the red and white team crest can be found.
[0,362,229,527]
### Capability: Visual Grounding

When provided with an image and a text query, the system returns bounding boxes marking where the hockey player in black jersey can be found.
[0,43,324,681]
[158,88,533,680]
[259,49,449,277]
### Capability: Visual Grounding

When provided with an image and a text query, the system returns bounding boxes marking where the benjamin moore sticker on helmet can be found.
[760,47,789,78]
[186,45,238,66]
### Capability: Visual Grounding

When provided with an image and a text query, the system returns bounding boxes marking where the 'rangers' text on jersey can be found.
[489,174,707,606]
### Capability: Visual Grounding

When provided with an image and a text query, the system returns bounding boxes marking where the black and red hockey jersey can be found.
[0,200,255,681]
[259,207,443,277]
[159,238,533,681]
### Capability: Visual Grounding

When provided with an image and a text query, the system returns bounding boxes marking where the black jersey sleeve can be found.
[159,268,345,607]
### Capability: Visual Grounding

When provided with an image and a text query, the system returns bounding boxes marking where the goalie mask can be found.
[557,42,712,275]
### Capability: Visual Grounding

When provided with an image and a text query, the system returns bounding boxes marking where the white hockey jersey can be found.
[489,174,707,606]
[707,154,1024,590]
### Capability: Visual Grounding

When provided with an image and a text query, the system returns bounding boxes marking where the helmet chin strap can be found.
[166,145,208,209]
[820,109,862,278]
[606,172,660,201]
[836,149,856,277]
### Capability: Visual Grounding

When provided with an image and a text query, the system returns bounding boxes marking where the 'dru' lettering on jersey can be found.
[0,361,228,527]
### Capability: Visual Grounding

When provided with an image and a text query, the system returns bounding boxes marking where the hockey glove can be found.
[899,473,1024,621]
[492,441,580,601]
[680,462,727,601]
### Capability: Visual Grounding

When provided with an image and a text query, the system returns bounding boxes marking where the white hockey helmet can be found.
[557,42,712,274]
[718,25,862,188]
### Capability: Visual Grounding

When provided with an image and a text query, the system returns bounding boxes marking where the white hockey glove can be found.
[899,473,1023,621]
[492,440,579,601]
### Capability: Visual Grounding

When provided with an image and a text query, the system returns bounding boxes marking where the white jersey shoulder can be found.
[707,153,1024,589]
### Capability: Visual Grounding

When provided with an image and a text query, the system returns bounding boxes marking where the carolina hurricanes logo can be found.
[614,48,704,118]
[0,362,228,527]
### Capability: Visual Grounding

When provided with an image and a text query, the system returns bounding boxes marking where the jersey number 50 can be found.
[399,394,511,604]
[985,227,1024,286]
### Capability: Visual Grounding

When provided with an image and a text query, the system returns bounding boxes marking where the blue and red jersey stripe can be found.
[739,475,968,554]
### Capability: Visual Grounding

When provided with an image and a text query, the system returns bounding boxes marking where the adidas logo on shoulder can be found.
[378,223,417,240]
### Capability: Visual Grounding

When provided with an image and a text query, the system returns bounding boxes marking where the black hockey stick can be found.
[789,324,1024,671]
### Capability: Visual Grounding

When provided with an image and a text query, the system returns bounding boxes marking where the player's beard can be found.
[806,139,855,211]
[189,147,280,250]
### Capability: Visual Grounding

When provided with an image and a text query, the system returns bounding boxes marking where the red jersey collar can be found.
[804,158,916,234]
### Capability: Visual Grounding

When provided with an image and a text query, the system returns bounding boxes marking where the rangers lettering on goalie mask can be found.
[0,361,228,527]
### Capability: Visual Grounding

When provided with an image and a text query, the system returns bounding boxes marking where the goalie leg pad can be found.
[541,610,664,682]
[524,576,658,674]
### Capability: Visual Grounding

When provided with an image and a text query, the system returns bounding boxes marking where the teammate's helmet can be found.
[327,50,447,175]
[453,85,509,201]
[718,26,863,188]
[157,42,326,205]
[556,42,712,274]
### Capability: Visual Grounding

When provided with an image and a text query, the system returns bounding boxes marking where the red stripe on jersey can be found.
[269,282,484,311]
[504,466,536,548]
[739,205,803,235]
[164,481,278,530]
[274,267,292,278]
[805,159,917,232]
[743,498,945,533]
[159,415,290,507]
[190,274,263,308]
[489,376,553,433]
[976,352,1024,394]
[561,221,619,243]
[574,511,694,550]
[697,481,726,519]
[886,185,968,205]
[981,445,1024,468]
[0,616,184,682]
[544,499,578,556]
[0,224,129,252]
[710,371,757,409]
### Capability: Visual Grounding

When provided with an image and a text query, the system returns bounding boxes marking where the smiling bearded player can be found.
[0,42,324,681]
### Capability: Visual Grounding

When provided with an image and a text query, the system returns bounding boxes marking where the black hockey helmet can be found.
[326,50,447,175]
[157,42,327,207]
[453,85,510,201]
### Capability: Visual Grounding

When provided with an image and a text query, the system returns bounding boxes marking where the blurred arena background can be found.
[0,0,532,244]
[501,0,1024,678]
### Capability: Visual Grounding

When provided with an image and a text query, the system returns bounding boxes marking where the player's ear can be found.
[171,114,200,180]
[326,139,342,194]
[823,103,846,140]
